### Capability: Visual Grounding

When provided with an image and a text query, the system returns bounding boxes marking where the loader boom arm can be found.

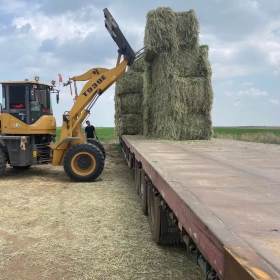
[69,59,127,132]
[50,8,137,165]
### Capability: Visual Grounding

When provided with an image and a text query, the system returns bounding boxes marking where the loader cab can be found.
[1,80,54,125]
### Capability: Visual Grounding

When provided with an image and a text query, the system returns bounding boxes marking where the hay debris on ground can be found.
[0,143,205,280]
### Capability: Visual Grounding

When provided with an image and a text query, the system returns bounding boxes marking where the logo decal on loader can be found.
[11,123,22,128]
[82,75,106,97]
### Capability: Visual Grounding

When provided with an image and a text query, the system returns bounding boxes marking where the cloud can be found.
[234,99,241,106]
[237,87,268,96]
[0,0,280,127]
[241,82,253,86]
[269,99,280,105]
[225,91,233,97]
[274,67,280,77]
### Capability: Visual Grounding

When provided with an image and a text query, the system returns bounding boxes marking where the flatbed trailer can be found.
[120,135,280,280]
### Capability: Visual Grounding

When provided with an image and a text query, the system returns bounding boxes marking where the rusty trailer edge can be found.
[121,135,280,280]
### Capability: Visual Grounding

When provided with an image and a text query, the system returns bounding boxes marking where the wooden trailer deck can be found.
[121,135,280,280]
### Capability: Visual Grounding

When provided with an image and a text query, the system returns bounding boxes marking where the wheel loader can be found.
[0,8,144,182]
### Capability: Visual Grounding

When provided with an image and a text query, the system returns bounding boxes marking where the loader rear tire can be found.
[0,149,7,175]
[63,143,104,182]
[87,138,106,159]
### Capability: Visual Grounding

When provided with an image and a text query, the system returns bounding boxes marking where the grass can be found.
[55,127,116,142]
[213,127,280,145]
[54,126,280,145]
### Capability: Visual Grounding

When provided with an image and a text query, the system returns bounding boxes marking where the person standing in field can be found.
[85,120,98,139]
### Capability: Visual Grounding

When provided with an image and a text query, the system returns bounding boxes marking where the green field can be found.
[213,127,280,144]
[55,126,280,145]
[213,127,280,136]
[55,127,116,142]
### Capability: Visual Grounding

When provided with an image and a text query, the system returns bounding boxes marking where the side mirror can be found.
[56,92,59,104]
[29,90,36,101]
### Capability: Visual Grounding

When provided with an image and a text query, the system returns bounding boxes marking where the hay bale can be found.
[144,7,179,62]
[115,65,144,137]
[176,10,200,47]
[185,113,213,140]
[129,58,145,72]
[115,114,143,136]
[144,7,200,61]
[115,93,143,115]
[178,76,214,114]
[151,48,199,80]
[142,81,154,136]
[150,45,212,81]
[144,62,153,84]
[141,7,213,140]
[115,70,143,95]
[144,75,213,140]
[198,45,212,77]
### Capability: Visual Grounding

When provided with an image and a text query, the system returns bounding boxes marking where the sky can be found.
[0,0,279,127]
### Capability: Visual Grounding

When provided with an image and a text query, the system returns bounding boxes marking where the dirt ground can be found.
[0,141,204,280]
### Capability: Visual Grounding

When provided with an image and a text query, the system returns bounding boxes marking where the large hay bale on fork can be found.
[115,113,143,136]
[114,65,144,137]
[142,7,214,140]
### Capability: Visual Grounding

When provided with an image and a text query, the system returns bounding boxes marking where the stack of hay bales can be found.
[143,7,214,140]
[114,59,145,137]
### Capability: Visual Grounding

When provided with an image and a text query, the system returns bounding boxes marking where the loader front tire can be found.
[63,143,104,182]
[87,138,106,159]
[0,149,7,175]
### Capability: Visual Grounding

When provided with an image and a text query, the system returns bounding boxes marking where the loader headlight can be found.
[51,80,56,85]
[35,76,39,82]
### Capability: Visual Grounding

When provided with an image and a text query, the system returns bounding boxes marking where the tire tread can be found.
[63,143,104,182]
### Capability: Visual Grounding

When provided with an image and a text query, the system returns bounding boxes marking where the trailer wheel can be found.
[87,138,106,159]
[147,182,161,244]
[63,143,104,182]
[139,170,148,215]
[134,161,140,195]
[0,149,7,175]
[12,165,31,170]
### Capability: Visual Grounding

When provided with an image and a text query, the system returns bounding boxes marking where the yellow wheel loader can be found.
[0,8,145,182]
